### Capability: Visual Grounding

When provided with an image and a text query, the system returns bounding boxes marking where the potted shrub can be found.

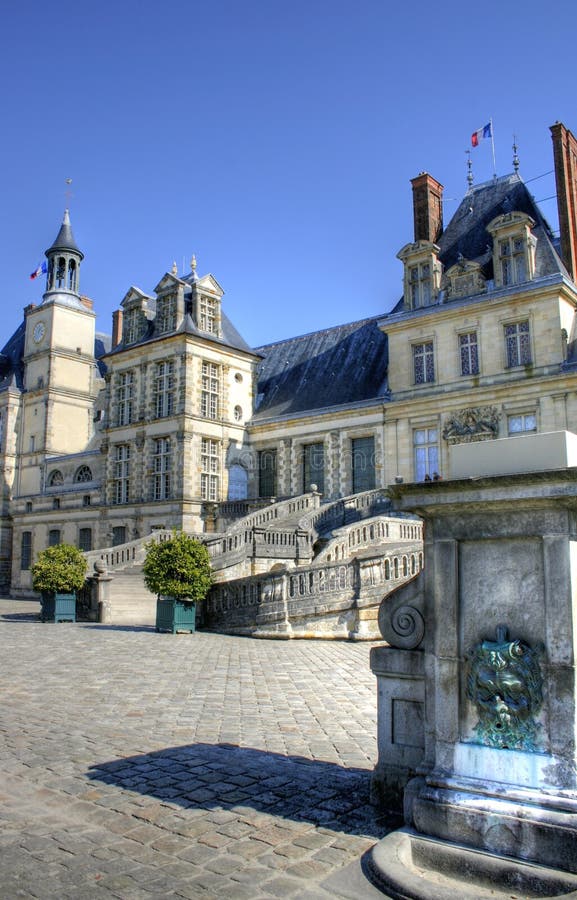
[143,532,212,633]
[32,543,88,623]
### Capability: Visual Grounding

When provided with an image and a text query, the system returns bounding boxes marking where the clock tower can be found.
[20,211,98,496]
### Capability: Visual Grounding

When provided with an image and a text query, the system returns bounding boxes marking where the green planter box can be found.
[155,596,196,633]
[40,592,77,623]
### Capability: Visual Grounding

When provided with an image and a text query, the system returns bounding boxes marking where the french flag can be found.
[471,122,492,147]
[30,261,47,280]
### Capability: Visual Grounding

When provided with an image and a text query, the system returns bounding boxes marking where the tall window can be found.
[409,263,432,307]
[78,528,92,552]
[156,295,176,334]
[414,428,439,481]
[124,309,140,344]
[505,321,531,367]
[201,438,219,501]
[352,436,375,493]
[258,449,277,498]
[228,464,248,500]
[116,371,134,426]
[113,445,130,504]
[112,526,126,547]
[413,341,435,384]
[21,532,32,570]
[303,442,324,494]
[508,413,537,435]
[154,361,175,418]
[499,237,527,286]
[152,437,171,500]
[199,295,217,333]
[201,362,220,419]
[459,332,479,376]
[48,529,61,547]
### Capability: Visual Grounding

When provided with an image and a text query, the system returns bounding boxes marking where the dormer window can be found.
[487,212,536,289]
[409,263,431,307]
[199,295,217,333]
[124,308,141,344]
[156,294,177,334]
[397,240,442,310]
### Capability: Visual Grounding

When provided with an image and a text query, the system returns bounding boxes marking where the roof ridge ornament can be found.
[513,135,520,173]
[466,149,474,188]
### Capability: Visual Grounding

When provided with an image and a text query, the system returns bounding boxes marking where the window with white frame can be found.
[201,438,219,501]
[414,427,439,481]
[459,331,479,376]
[199,295,217,333]
[505,321,531,367]
[508,413,536,435]
[413,341,435,384]
[113,444,130,504]
[116,371,134,426]
[154,361,175,418]
[152,437,171,500]
[201,361,220,419]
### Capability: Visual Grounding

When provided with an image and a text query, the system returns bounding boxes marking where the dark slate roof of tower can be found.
[436,173,564,280]
[252,316,389,420]
[46,209,84,259]
[0,322,25,391]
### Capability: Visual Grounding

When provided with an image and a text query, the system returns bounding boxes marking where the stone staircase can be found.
[83,488,423,633]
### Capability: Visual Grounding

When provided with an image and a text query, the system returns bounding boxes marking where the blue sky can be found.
[1,0,574,349]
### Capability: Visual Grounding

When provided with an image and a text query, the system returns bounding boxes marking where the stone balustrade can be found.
[315,514,424,564]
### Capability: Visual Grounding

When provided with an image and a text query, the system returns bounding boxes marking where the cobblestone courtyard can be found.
[0,600,399,898]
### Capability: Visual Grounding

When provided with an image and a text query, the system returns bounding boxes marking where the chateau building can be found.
[4,121,577,596]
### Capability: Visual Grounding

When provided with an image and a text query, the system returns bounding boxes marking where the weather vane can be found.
[65,178,73,208]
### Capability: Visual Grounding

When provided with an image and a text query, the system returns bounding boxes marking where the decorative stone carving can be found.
[466,624,544,751]
[442,406,499,444]
[378,571,425,650]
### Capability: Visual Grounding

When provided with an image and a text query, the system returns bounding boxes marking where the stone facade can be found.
[3,121,577,595]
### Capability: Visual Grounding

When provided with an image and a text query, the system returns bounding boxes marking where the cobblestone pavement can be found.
[0,599,400,899]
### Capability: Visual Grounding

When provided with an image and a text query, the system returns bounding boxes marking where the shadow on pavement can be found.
[87,742,401,839]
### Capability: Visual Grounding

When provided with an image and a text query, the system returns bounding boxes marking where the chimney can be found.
[80,295,94,310]
[411,172,444,243]
[112,309,123,348]
[551,122,577,280]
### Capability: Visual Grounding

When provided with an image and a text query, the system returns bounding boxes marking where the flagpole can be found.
[490,118,497,178]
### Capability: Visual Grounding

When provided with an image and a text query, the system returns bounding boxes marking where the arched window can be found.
[48,470,64,487]
[228,464,248,500]
[74,465,92,483]
[67,259,77,291]
[56,257,66,289]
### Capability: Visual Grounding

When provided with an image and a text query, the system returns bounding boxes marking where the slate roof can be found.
[252,316,389,421]
[435,173,564,282]
[46,210,84,259]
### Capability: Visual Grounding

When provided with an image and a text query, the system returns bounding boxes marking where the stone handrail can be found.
[314,514,423,565]
[84,530,205,574]
[298,488,391,536]
[224,491,322,534]
[204,544,424,625]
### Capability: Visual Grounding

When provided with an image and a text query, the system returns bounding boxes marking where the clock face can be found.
[33,322,46,344]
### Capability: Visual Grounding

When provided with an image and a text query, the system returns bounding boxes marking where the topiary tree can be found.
[143,532,212,602]
[32,543,88,595]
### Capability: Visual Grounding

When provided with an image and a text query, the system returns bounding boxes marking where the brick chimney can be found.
[112,309,123,348]
[551,122,577,280]
[411,172,444,243]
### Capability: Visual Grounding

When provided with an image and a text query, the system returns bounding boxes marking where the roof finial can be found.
[512,135,520,173]
[171,260,178,275]
[466,149,474,187]
[190,254,197,273]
